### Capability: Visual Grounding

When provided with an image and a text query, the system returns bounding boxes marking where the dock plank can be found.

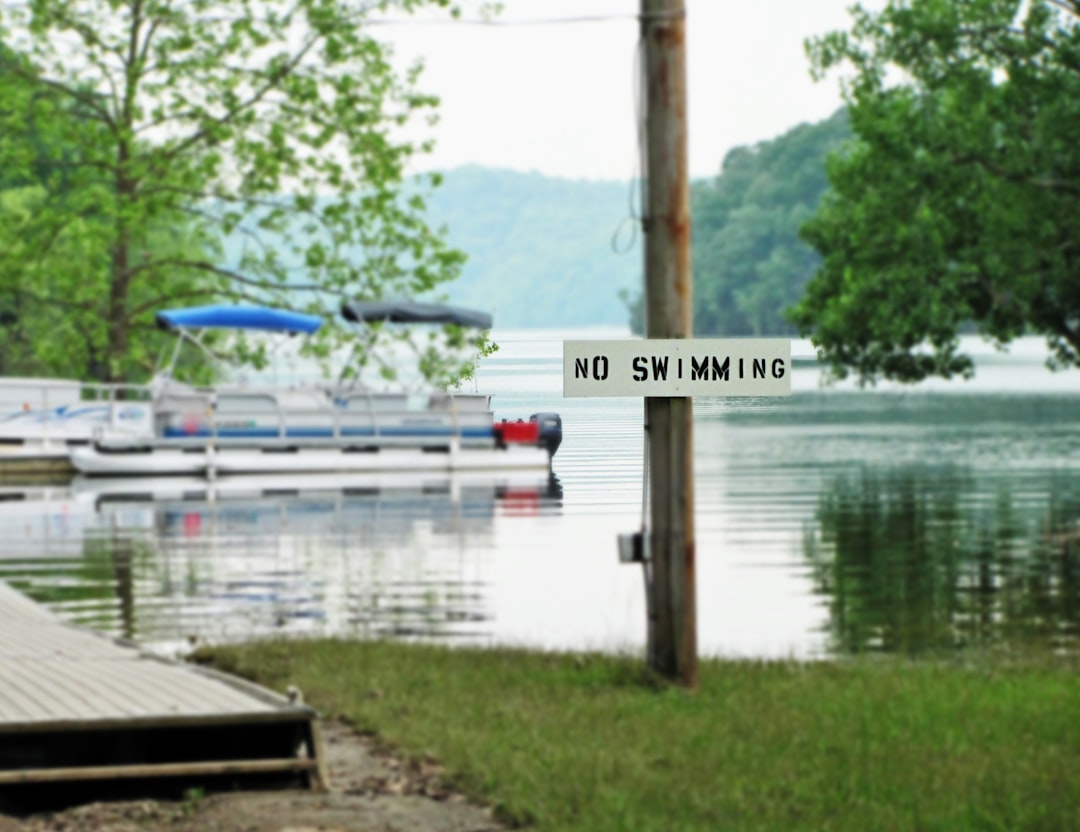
[0,581,286,725]
[0,579,324,792]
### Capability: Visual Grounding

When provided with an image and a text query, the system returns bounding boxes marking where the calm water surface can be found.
[2,331,1079,659]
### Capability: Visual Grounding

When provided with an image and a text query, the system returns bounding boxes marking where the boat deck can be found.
[0,580,326,798]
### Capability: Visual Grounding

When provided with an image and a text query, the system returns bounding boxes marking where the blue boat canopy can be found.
[341,300,492,329]
[156,305,322,335]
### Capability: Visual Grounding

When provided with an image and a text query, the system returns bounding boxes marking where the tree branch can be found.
[126,286,223,318]
[158,31,324,163]
[3,62,116,129]
[1045,0,1080,22]
[128,256,337,294]
[948,152,1080,195]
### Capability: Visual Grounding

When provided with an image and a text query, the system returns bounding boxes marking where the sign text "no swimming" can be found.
[563,339,792,398]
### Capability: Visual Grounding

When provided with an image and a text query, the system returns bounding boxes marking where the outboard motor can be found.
[530,412,563,458]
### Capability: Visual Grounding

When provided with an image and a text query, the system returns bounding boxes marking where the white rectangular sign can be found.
[563,338,792,398]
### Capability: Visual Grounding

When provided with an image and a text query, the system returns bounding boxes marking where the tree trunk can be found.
[106,142,134,384]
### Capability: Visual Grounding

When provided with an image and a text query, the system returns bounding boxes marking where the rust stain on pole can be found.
[651,20,684,46]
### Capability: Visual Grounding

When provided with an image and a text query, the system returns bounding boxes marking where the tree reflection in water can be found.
[805,466,1080,656]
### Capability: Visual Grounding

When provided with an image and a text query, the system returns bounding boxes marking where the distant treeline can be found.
[220,114,851,333]
[423,167,643,329]
[425,110,849,333]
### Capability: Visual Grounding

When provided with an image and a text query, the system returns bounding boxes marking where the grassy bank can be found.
[207,641,1080,831]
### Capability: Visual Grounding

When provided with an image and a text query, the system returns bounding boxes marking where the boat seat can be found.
[215,394,281,413]
[428,393,492,412]
[339,393,410,412]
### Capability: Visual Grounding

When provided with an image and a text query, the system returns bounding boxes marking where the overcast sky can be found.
[379,0,879,182]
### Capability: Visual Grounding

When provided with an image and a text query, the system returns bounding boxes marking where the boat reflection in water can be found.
[0,471,563,655]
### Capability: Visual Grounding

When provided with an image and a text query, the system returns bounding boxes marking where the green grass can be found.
[206,641,1080,831]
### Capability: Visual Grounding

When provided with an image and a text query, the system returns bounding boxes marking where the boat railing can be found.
[153,387,497,448]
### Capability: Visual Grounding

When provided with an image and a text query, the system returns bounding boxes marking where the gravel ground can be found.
[0,720,505,832]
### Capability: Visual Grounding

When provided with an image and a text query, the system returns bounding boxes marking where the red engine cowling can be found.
[494,419,540,445]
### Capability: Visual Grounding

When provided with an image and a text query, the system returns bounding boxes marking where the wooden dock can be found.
[0,580,326,797]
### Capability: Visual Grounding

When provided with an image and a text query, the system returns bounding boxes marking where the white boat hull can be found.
[67,469,557,502]
[70,442,551,477]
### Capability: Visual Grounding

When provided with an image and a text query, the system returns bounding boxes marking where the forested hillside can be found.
[694,109,850,336]
[425,167,642,329]
[625,108,851,335]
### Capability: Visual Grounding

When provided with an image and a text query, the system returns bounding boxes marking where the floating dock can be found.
[0,580,326,798]
[0,448,75,478]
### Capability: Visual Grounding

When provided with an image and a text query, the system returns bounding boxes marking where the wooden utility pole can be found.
[641,0,696,686]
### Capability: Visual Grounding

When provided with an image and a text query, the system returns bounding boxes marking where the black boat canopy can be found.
[341,301,493,329]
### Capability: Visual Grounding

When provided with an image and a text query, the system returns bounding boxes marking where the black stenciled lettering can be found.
[575,358,589,379]
[593,355,609,381]
[632,356,647,382]
[753,358,766,379]
[739,357,744,379]
[689,356,730,381]
[651,356,669,381]
[772,358,786,379]
[678,358,683,379]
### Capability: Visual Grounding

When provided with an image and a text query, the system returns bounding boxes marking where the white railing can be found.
[153,390,496,449]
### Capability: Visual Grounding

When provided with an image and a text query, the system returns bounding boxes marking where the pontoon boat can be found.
[69,302,561,478]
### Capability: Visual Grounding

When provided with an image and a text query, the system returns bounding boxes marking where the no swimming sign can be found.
[563,339,792,398]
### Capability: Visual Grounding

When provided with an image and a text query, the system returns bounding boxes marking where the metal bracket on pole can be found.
[618,531,649,564]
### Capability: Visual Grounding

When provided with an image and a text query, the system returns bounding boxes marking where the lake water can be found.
[1,330,1079,659]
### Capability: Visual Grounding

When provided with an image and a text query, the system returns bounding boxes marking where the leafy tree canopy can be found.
[0,0,478,385]
[791,0,1080,383]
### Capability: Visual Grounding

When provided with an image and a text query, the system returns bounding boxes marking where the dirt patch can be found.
[0,720,505,832]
